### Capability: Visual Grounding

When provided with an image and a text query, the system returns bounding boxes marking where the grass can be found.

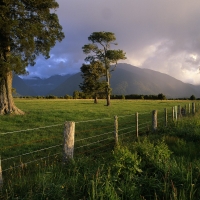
[0,99,200,199]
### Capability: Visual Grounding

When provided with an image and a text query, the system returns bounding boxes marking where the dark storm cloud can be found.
[25,0,200,84]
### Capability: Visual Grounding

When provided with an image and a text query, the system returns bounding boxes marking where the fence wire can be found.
[1,103,196,174]
[0,124,63,135]
[2,144,62,162]
[2,152,61,172]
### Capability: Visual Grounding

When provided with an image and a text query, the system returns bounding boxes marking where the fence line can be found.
[75,117,112,123]
[75,124,114,134]
[119,130,134,137]
[1,144,62,162]
[75,137,114,149]
[2,152,61,172]
[118,126,135,132]
[0,102,198,187]
[1,135,61,151]
[75,131,113,143]
[0,123,63,135]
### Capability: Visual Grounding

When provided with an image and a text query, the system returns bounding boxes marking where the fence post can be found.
[63,121,75,163]
[192,102,195,114]
[188,103,190,114]
[135,112,138,137]
[174,106,178,121]
[172,107,174,121]
[0,156,2,190]
[152,110,157,132]
[164,108,167,127]
[178,105,182,119]
[185,105,187,115]
[114,116,118,145]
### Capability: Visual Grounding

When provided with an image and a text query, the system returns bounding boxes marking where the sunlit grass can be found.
[0,99,200,199]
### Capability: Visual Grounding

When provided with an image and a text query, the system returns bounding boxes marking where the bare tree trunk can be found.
[0,71,24,115]
[105,68,110,106]
[94,94,98,104]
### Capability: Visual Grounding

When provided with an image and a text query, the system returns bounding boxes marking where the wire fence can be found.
[0,102,198,178]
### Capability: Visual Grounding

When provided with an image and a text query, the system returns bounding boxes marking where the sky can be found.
[25,0,200,85]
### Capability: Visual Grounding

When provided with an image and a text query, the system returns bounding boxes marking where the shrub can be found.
[111,146,142,179]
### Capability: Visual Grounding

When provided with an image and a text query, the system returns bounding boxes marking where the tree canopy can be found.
[0,0,64,74]
[80,61,106,103]
[82,32,126,106]
[0,0,64,114]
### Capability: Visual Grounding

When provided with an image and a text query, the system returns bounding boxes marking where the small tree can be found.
[190,95,196,100]
[82,32,126,106]
[80,61,106,103]
[158,93,166,100]
[73,91,80,99]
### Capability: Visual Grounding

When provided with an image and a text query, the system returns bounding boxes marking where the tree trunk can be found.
[105,68,110,106]
[94,94,98,104]
[0,71,24,115]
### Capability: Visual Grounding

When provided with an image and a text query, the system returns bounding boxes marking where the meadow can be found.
[0,99,200,199]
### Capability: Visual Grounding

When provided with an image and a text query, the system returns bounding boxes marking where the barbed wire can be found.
[0,124,63,135]
[0,135,61,150]
[2,152,61,172]
[76,141,114,155]
[118,130,134,137]
[118,120,135,126]
[75,117,112,123]
[138,121,151,126]
[1,144,62,162]
[138,126,149,131]
[118,126,135,132]
[75,131,113,143]
[75,137,113,149]
[75,124,113,134]
[118,114,135,118]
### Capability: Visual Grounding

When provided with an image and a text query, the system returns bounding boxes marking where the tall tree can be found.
[82,32,126,106]
[0,0,64,114]
[80,61,106,103]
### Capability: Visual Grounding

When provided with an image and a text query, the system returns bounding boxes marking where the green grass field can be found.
[0,99,200,199]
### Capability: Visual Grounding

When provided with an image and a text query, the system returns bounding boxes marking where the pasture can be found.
[0,99,200,199]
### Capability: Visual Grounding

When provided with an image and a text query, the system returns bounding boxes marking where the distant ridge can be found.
[13,74,37,96]
[13,63,200,98]
[21,74,71,96]
[48,63,200,98]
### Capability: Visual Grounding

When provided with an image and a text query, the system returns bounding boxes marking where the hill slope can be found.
[13,74,37,96]
[48,63,200,98]
[22,74,71,96]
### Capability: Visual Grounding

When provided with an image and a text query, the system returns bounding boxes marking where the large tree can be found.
[80,61,106,103]
[82,32,126,106]
[0,0,64,114]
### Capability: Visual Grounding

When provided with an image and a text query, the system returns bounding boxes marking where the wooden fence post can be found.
[0,156,2,190]
[164,108,167,127]
[185,105,187,115]
[188,103,190,114]
[172,107,175,121]
[152,110,157,132]
[178,105,181,119]
[135,112,138,137]
[63,121,75,163]
[192,102,195,114]
[114,116,118,145]
[175,106,178,121]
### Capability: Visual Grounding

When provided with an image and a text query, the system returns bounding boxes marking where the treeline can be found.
[15,92,199,100]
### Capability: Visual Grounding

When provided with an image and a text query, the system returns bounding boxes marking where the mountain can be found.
[22,74,72,96]
[13,74,37,96]
[111,64,200,98]
[48,63,200,98]
[48,73,82,96]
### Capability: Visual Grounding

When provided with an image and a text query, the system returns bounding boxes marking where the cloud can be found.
[24,0,200,84]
